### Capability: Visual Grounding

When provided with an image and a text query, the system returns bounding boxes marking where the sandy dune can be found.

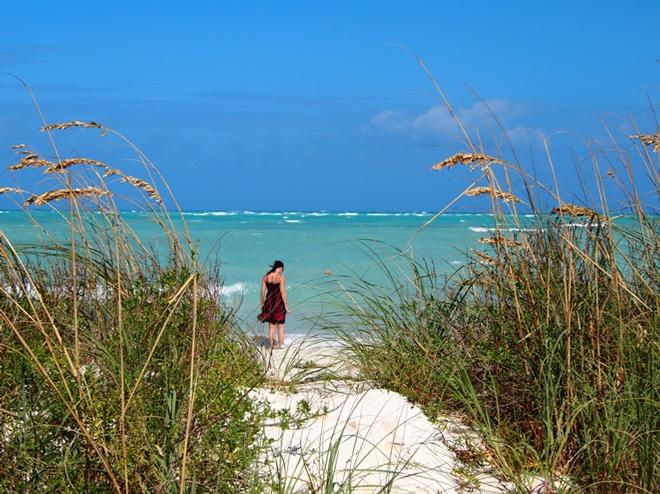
[250,338,517,493]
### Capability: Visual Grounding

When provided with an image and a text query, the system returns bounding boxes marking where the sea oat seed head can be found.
[0,187,25,195]
[631,132,660,153]
[478,235,521,247]
[465,186,521,203]
[432,153,502,171]
[41,121,102,132]
[102,168,122,178]
[8,154,54,171]
[24,187,110,207]
[551,204,599,218]
[473,250,496,265]
[120,175,162,203]
[44,158,109,174]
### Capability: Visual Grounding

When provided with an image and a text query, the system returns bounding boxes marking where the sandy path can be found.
[250,338,515,493]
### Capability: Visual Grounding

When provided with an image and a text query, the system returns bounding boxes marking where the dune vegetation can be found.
[0,113,274,492]
[331,67,659,493]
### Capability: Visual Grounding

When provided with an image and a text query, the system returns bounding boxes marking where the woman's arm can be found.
[279,275,289,312]
[260,277,266,305]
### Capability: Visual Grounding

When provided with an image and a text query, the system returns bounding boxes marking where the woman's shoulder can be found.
[264,273,284,283]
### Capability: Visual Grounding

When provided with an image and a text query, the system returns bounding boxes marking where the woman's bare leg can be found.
[268,323,276,349]
[277,324,285,348]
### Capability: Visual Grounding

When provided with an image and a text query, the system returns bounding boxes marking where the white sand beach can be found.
[251,338,531,493]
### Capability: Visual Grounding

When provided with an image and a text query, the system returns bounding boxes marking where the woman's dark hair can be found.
[268,260,284,274]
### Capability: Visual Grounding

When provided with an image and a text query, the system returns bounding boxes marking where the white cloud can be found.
[368,99,529,141]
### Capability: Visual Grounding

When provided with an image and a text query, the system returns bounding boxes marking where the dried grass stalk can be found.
[631,132,660,152]
[473,250,497,265]
[120,175,162,203]
[478,235,521,248]
[466,186,521,203]
[11,144,27,150]
[432,153,502,171]
[551,204,599,218]
[0,187,25,195]
[102,168,122,178]
[41,121,102,132]
[24,187,110,207]
[8,154,54,171]
[45,158,109,174]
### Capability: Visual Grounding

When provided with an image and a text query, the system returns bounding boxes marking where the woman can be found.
[259,260,289,349]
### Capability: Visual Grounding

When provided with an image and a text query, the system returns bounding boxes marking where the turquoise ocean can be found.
[1,210,534,339]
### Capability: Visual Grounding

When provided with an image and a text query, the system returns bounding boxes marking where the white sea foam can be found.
[302,212,329,217]
[285,219,302,223]
[338,212,358,216]
[562,223,598,228]
[242,210,283,215]
[362,212,431,217]
[183,211,238,217]
[217,282,248,297]
[469,226,542,233]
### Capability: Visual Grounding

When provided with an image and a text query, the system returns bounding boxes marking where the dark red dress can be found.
[261,277,286,324]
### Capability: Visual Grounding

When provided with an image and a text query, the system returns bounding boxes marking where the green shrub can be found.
[0,119,267,492]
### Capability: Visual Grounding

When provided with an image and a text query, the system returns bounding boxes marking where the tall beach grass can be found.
[0,109,269,492]
[330,64,659,492]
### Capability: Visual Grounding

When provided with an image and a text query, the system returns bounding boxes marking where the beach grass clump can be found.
[333,101,659,491]
[0,120,268,492]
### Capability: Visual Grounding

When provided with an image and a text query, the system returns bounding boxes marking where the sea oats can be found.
[10,144,27,150]
[473,250,496,265]
[102,168,122,178]
[24,187,110,207]
[45,158,109,174]
[41,121,102,132]
[8,154,54,171]
[432,153,502,171]
[0,187,25,195]
[551,204,599,218]
[120,175,162,203]
[478,235,521,248]
[465,186,521,203]
[631,132,660,152]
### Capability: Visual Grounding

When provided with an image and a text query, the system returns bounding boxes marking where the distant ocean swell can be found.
[180,211,434,218]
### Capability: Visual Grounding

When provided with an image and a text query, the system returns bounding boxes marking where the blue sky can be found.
[1,1,658,211]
